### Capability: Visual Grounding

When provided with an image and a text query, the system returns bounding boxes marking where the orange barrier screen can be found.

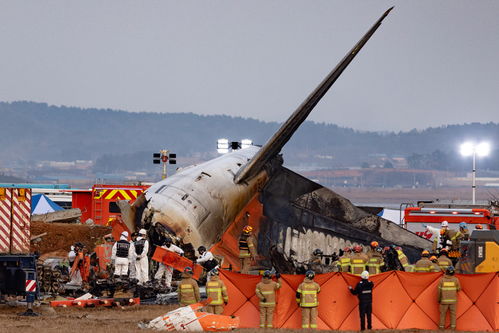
[220,270,498,331]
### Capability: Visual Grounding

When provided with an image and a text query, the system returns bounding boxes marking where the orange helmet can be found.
[243,225,253,233]
[475,224,483,230]
[421,250,430,257]
[440,248,448,255]
[370,241,379,248]
[429,255,437,262]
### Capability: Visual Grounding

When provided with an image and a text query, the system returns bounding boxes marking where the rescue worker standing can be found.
[133,229,150,285]
[414,250,433,272]
[395,246,412,272]
[429,255,441,272]
[239,225,257,274]
[339,247,352,272]
[179,267,201,306]
[296,270,320,329]
[451,222,469,250]
[308,249,323,273]
[111,231,132,280]
[438,248,453,271]
[196,246,219,272]
[350,245,368,276]
[438,266,461,329]
[349,271,374,331]
[205,269,228,314]
[367,247,384,275]
[256,271,282,328]
[154,237,184,288]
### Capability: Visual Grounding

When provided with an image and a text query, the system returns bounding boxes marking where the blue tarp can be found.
[31,194,64,214]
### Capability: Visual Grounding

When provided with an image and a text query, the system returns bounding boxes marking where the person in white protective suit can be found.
[423,221,451,252]
[128,232,138,280]
[154,237,184,288]
[133,229,150,285]
[111,231,132,279]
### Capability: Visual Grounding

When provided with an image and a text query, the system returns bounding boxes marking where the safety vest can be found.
[116,240,130,258]
[414,258,432,272]
[438,276,460,304]
[256,279,281,307]
[134,239,146,255]
[438,255,452,270]
[397,250,413,271]
[339,256,351,272]
[367,255,383,275]
[297,279,320,308]
[206,277,228,306]
[179,275,199,305]
[238,234,255,258]
[350,254,367,275]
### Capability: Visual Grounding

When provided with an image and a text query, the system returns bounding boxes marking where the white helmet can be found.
[138,228,147,235]
[441,221,449,227]
[361,271,369,280]
[121,231,129,238]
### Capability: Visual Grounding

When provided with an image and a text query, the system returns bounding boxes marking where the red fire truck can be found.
[403,201,499,240]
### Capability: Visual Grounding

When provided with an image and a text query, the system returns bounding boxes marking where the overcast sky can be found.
[0,1,497,131]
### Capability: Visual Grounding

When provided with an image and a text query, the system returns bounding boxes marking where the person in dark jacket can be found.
[349,270,374,331]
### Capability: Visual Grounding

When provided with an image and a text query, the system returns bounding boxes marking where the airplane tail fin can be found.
[234,7,393,184]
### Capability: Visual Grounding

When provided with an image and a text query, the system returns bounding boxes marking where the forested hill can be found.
[1,101,498,171]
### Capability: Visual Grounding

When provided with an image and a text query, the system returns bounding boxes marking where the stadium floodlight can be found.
[217,138,230,154]
[241,139,253,149]
[459,141,492,204]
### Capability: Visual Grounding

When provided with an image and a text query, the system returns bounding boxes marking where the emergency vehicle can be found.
[403,201,499,240]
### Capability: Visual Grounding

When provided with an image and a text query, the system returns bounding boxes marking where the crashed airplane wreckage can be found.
[120,7,430,271]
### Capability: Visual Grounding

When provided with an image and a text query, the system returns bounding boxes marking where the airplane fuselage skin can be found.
[143,146,267,247]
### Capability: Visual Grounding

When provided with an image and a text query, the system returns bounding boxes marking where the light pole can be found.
[460,142,490,204]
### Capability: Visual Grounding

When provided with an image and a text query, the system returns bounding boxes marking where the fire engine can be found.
[403,201,499,240]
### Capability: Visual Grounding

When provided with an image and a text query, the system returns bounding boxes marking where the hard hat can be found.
[446,266,455,275]
[361,271,369,280]
[120,231,129,238]
[459,222,468,229]
[441,221,449,227]
[184,266,193,275]
[421,250,430,257]
[429,255,438,262]
[370,241,379,248]
[263,270,272,279]
[395,246,402,251]
[209,268,219,276]
[475,224,483,230]
[198,246,206,253]
[139,228,147,235]
[313,248,323,256]
[440,248,448,254]
[383,246,391,252]
[375,247,383,253]
[305,270,315,279]
[243,225,253,233]
[440,229,446,235]
[354,245,363,253]
[343,247,351,252]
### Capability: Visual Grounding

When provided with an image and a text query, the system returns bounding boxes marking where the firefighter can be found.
[350,245,368,276]
[475,224,483,230]
[339,247,352,272]
[438,266,461,329]
[308,249,323,273]
[196,246,219,272]
[451,222,470,249]
[238,225,256,274]
[395,246,412,272]
[133,229,150,285]
[414,250,433,272]
[429,255,441,272]
[205,269,228,314]
[111,231,132,280]
[367,247,384,275]
[256,270,282,328]
[154,237,184,288]
[367,241,378,257]
[178,267,200,306]
[349,271,374,331]
[438,248,453,271]
[296,270,320,329]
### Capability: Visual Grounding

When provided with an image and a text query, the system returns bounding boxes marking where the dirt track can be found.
[0,304,474,333]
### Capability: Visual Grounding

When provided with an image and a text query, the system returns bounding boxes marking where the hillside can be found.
[1,101,498,172]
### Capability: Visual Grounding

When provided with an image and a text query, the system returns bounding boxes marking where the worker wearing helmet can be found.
[350,245,368,276]
[308,249,323,274]
[111,231,132,281]
[438,249,452,271]
[205,269,228,314]
[449,222,469,250]
[256,270,282,328]
[429,256,441,272]
[239,225,257,274]
[339,247,352,273]
[367,241,379,257]
[438,266,461,329]
[132,228,150,285]
[179,267,200,306]
[349,271,374,331]
[196,245,219,272]
[154,236,184,289]
[367,247,384,275]
[297,270,320,329]
[395,246,413,272]
[475,224,483,230]
[414,250,433,272]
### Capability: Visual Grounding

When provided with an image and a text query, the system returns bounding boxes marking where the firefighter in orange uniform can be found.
[238,225,256,274]
[205,269,228,314]
[438,266,461,329]
[296,270,320,329]
[178,267,200,306]
[255,270,282,328]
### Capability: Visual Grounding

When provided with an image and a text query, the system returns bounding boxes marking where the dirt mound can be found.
[30,221,111,255]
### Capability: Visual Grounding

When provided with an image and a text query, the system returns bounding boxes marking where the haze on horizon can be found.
[0,1,497,132]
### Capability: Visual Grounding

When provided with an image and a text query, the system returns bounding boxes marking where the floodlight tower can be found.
[460,142,490,204]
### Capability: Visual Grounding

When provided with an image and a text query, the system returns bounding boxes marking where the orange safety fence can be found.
[210,194,264,271]
[220,270,498,331]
